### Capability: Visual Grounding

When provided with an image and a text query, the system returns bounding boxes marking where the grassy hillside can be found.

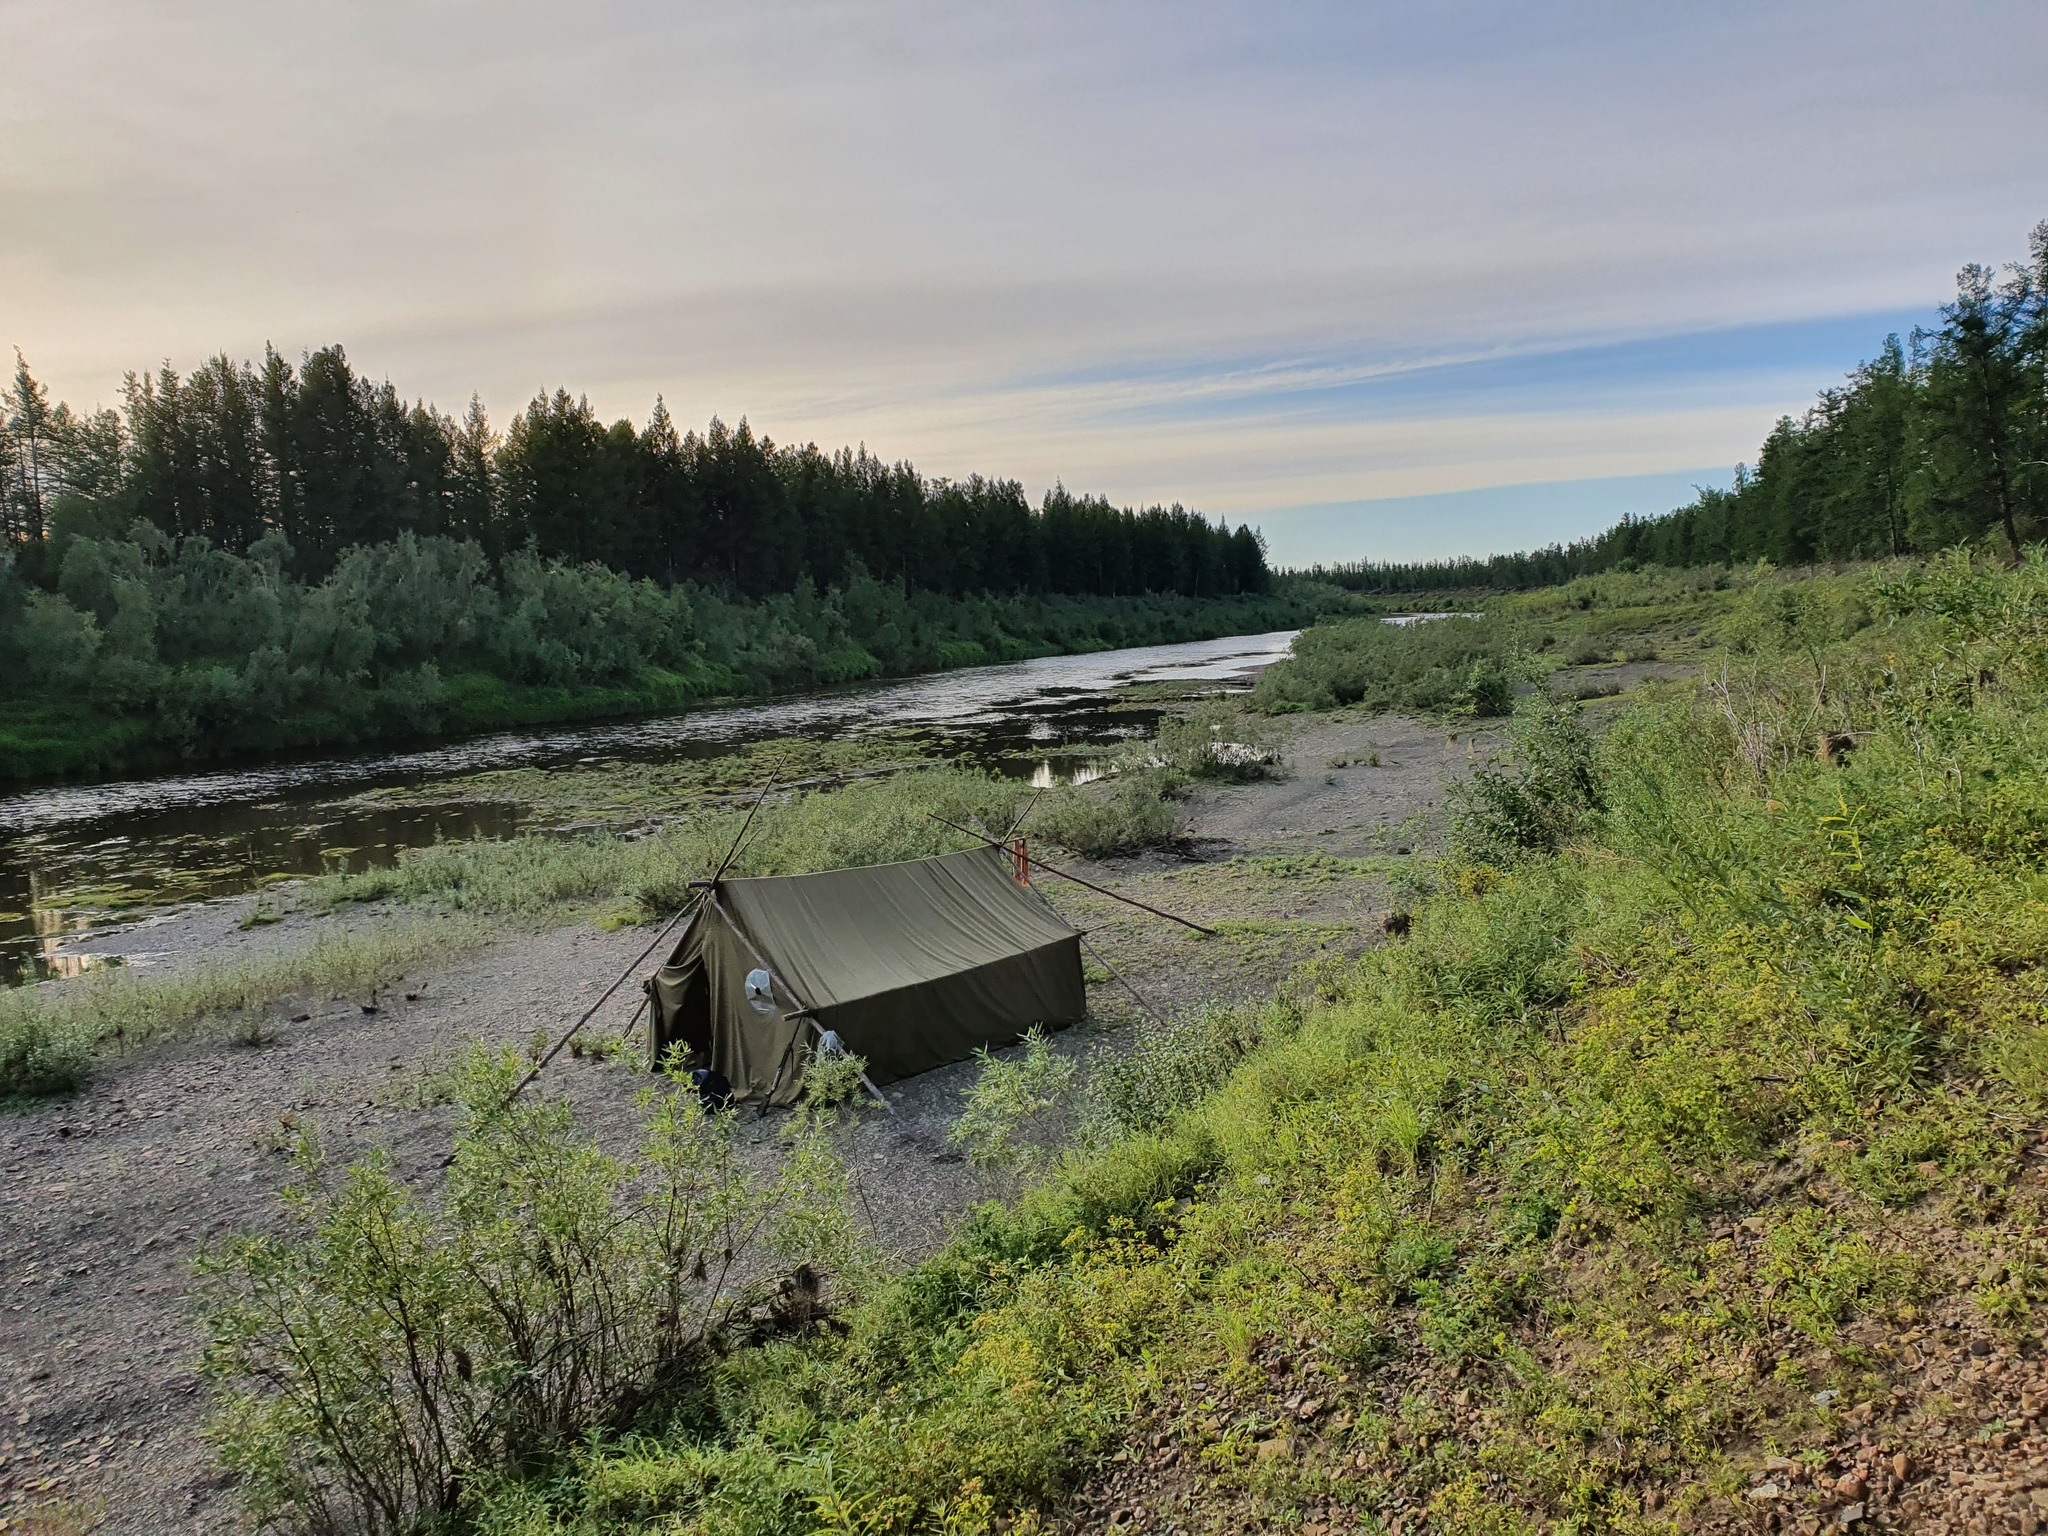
[200,554,2048,1535]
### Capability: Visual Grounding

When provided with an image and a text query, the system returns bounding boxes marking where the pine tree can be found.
[6,351,58,543]
[448,396,501,554]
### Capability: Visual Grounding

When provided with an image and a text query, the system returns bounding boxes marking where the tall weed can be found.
[319,769,1032,918]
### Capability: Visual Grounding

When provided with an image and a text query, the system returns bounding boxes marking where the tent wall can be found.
[806,934,1083,1086]
[644,846,1086,1105]
[645,906,805,1099]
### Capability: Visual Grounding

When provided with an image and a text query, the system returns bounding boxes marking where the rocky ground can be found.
[0,710,1465,1535]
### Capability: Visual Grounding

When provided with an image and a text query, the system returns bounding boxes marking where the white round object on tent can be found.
[744,968,776,1013]
[816,1028,847,1059]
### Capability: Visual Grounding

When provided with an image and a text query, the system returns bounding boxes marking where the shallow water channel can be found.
[0,630,1298,985]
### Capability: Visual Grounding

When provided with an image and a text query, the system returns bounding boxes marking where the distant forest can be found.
[0,349,1288,778]
[0,348,1266,600]
[1311,220,2048,592]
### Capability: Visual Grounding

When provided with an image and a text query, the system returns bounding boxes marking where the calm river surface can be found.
[1,630,1297,984]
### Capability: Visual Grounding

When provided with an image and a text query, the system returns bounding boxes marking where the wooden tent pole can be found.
[507,890,703,1102]
[1080,933,1170,1027]
[923,812,1218,936]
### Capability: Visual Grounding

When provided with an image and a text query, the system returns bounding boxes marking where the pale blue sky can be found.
[4,2,2044,564]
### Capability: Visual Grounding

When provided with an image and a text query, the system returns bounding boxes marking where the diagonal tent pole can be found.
[506,777,779,1106]
[1001,784,1045,842]
[508,890,702,1101]
[1078,931,1171,1027]
[923,811,1217,936]
[709,778,777,882]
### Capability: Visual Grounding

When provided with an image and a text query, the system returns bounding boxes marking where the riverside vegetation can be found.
[0,341,1297,780]
[168,546,2048,1534]
[0,711,1283,1099]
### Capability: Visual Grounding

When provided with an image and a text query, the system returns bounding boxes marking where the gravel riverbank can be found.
[0,711,1473,1534]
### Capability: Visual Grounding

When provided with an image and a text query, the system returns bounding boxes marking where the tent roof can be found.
[717,844,1077,1011]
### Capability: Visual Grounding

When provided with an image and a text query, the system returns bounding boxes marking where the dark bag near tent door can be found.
[689,1067,734,1111]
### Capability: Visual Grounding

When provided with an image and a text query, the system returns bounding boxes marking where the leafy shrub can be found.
[1085,1001,1272,1139]
[0,1010,95,1098]
[199,1050,861,1536]
[3,516,1340,777]
[949,1028,1078,1196]
[1032,772,1183,858]
[1146,699,1285,781]
[1253,613,1522,716]
[800,1045,873,1111]
[1447,693,1604,864]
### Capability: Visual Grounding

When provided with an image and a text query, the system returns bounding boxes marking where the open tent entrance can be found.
[645,844,1086,1106]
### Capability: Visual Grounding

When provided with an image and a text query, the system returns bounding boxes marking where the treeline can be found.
[0,526,1319,780]
[0,348,1267,599]
[1310,220,2048,592]
[0,342,1291,777]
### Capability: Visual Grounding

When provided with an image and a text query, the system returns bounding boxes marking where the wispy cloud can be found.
[3,1,2042,560]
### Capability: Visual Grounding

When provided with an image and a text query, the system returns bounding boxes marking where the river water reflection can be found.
[1,629,1297,984]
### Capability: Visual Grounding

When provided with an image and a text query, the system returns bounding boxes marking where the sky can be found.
[3,2,2045,567]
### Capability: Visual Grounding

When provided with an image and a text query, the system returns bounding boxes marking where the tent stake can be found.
[923,812,1217,936]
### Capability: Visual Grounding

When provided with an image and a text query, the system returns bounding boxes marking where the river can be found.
[1,629,1298,985]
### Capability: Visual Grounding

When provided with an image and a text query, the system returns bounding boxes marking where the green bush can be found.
[1084,1000,1275,1139]
[0,1010,95,1098]
[1031,771,1184,858]
[948,1028,1079,1196]
[199,1050,862,1536]
[1447,693,1604,864]
[1146,698,1285,780]
[2,520,1343,781]
[1252,613,1522,716]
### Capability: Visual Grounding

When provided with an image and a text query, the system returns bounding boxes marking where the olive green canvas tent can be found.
[645,845,1086,1105]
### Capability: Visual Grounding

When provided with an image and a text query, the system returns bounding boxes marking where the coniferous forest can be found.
[0,348,1282,779]
[1311,221,2048,592]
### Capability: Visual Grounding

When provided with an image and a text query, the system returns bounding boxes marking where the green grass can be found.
[396,550,2048,1535]
[0,918,481,1101]
[316,768,1036,920]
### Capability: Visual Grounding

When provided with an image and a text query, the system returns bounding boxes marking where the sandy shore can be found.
[0,710,1478,1534]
